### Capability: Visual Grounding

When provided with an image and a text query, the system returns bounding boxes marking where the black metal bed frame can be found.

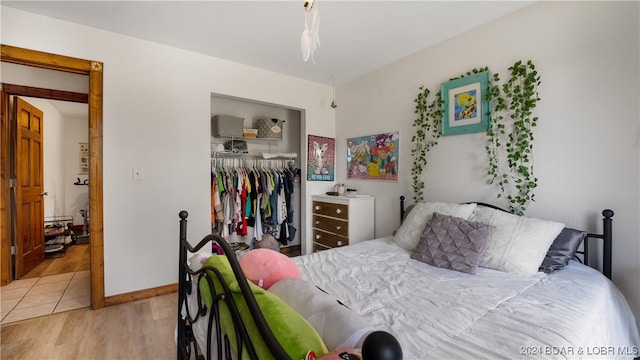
[399,196,615,280]
[177,210,291,360]
[178,197,614,360]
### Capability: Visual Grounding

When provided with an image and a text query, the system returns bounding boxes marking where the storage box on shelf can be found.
[256,117,284,140]
[311,195,375,252]
[211,115,244,138]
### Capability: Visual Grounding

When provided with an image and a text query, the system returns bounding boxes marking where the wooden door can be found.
[14,97,45,278]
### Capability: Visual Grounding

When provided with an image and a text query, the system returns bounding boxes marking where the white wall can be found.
[337,2,640,320]
[1,62,88,93]
[2,6,335,296]
[63,116,89,226]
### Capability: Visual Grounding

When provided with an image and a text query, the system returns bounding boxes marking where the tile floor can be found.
[1,270,90,324]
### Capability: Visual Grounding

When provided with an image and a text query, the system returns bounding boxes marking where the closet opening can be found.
[210,94,303,257]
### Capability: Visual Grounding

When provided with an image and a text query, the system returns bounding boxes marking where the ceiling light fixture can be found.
[301,0,320,63]
[331,76,337,109]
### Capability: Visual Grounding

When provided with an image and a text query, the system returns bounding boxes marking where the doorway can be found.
[18,96,91,277]
[0,45,106,309]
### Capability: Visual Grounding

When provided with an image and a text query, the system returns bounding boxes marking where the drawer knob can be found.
[315,205,320,211]
[337,241,343,246]
[315,221,319,225]
[336,209,342,214]
[335,225,341,230]
[315,234,320,240]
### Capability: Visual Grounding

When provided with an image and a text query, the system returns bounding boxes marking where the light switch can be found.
[133,167,144,180]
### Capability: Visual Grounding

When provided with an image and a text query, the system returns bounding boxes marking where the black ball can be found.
[361,331,403,360]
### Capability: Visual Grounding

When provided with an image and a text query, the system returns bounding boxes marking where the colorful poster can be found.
[347,131,399,181]
[307,135,335,181]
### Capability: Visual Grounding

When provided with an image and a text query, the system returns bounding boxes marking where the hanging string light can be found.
[301,0,320,63]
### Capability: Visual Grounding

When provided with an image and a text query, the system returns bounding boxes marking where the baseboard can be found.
[280,244,301,257]
[104,283,177,307]
[102,245,301,307]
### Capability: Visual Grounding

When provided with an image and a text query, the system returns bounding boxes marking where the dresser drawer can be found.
[313,215,348,237]
[312,201,348,220]
[313,229,349,248]
[313,242,332,253]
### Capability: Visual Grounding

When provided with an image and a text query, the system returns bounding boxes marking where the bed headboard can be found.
[398,196,614,279]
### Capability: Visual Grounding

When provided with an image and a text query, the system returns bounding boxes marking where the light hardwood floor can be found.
[2,243,178,358]
[1,292,178,359]
[24,244,91,278]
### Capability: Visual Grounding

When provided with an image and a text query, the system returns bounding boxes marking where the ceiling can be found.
[3,1,533,87]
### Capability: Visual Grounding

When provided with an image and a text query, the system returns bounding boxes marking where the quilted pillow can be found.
[539,227,587,273]
[199,256,328,359]
[393,202,477,251]
[411,212,494,274]
[471,206,565,274]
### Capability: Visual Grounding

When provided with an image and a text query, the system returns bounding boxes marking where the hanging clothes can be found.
[210,157,298,245]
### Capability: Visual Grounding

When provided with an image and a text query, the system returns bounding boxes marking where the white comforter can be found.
[292,237,640,360]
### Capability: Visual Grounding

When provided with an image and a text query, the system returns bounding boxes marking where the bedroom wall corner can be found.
[335,1,640,321]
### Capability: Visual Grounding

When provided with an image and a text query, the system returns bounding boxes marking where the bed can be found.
[177,199,640,360]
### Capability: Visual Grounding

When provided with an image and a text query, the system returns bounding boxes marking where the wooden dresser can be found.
[311,195,375,252]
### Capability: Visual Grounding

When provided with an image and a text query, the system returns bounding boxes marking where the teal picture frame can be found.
[441,71,491,136]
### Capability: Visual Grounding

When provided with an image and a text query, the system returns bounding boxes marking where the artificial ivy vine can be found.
[485,60,541,215]
[411,60,541,215]
[410,86,442,203]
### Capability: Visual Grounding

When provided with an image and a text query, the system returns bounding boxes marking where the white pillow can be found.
[471,206,564,274]
[393,202,477,251]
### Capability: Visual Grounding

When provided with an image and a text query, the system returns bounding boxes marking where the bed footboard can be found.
[177,210,291,360]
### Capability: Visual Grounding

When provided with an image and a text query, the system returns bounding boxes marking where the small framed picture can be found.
[307,135,335,181]
[441,70,491,136]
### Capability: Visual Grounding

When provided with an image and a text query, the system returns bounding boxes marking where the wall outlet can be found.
[132,167,144,180]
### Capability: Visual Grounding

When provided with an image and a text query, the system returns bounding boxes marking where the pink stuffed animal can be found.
[239,249,301,290]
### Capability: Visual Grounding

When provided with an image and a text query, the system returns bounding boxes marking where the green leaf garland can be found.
[411,61,540,215]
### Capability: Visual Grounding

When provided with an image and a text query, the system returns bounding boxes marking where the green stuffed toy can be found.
[199,255,328,360]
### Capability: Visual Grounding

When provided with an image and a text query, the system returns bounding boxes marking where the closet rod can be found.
[211,157,296,169]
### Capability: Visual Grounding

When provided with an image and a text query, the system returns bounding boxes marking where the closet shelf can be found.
[211,151,297,159]
[211,136,281,144]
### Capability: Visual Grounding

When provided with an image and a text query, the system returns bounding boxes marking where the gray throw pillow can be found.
[539,227,587,273]
[402,204,416,223]
[411,212,494,274]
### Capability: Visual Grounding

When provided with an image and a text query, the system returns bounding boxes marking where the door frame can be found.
[1,44,105,309]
